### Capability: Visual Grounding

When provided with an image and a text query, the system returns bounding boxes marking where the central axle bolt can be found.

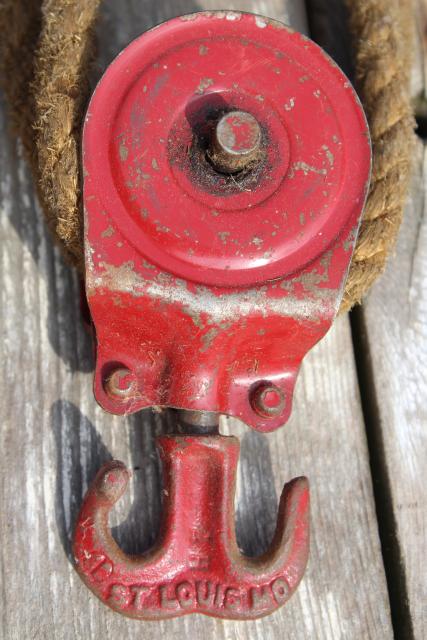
[104,367,138,399]
[209,110,262,173]
[251,382,286,418]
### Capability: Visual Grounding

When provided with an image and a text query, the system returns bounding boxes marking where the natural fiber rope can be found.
[0,0,416,310]
[0,0,101,271]
[341,0,416,311]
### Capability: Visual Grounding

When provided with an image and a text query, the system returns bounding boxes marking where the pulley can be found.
[74,11,371,620]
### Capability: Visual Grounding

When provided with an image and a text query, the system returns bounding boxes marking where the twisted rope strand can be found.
[341,0,416,311]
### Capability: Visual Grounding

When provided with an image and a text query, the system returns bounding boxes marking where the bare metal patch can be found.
[288,161,327,179]
[87,261,336,323]
[195,78,214,95]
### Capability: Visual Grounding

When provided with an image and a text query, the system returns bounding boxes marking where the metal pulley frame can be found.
[74,11,371,620]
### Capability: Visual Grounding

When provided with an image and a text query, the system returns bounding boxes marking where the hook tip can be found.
[94,460,130,504]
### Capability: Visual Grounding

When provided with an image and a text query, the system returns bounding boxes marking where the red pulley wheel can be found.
[84,11,370,288]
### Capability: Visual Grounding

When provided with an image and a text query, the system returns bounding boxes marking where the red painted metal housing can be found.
[83,11,371,432]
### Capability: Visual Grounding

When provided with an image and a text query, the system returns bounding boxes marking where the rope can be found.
[0,0,416,310]
[0,0,101,271]
[341,0,416,311]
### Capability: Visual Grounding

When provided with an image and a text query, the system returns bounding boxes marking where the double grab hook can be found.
[73,434,309,620]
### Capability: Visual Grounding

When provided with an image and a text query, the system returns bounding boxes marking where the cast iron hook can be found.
[73,434,309,620]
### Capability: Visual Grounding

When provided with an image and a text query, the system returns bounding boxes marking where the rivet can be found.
[104,367,138,399]
[251,382,285,418]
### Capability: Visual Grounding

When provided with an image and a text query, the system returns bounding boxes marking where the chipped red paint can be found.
[73,435,309,620]
[83,11,370,432]
[76,11,371,621]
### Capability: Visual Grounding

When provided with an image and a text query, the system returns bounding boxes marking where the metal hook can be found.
[73,434,309,620]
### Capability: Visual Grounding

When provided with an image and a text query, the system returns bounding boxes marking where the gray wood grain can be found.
[355,4,427,636]
[0,1,392,638]
[361,140,427,640]
[296,4,427,633]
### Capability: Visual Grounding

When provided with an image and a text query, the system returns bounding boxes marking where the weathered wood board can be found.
[301,2,427,635]
[0,0,396,638]
[360,137,427,640]
[353,2,427,636]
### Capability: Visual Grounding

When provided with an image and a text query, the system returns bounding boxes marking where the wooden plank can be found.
[353,3,427,637]
[359,138,427,640]
[304,3,427,636]
[0,1,392,638]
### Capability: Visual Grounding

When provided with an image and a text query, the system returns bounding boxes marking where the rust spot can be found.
[218,231,230,245]
[195,78,214,95]
[101,225,114,238]
[119,143,128,161]
[288,162,327,179]
[321,145,334,167]
[200,328,220,352]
